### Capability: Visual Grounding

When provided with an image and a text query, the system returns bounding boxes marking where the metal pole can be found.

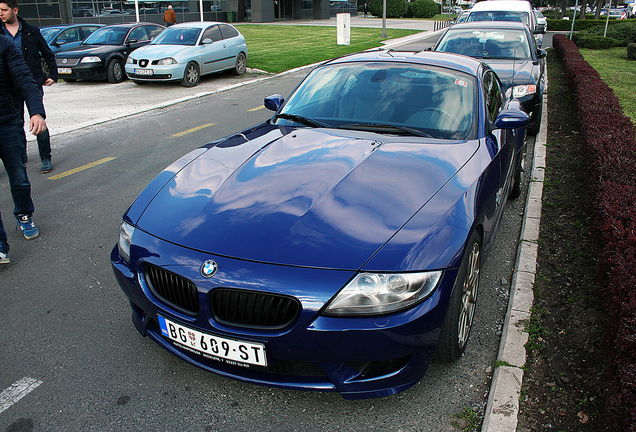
[569,0,579,39]
[382,0,386,38]
[604,0,611,37]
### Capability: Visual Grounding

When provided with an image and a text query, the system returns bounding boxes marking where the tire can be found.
[181,62,200,87]
[107,59,124,83]
[435,231,481,363]
[232,52,247,75]
[527,103,542,135]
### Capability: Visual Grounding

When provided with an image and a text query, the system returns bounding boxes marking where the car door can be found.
[218,24,242,69]
[54,26,83,51]
[481,69,518,249]
[199,25,228,74]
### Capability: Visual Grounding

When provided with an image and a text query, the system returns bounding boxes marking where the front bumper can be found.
[110,228,457,399]
[125,64,184,82]
[57,63,107,81]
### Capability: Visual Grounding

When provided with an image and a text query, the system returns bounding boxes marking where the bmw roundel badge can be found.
[200,260,218,278]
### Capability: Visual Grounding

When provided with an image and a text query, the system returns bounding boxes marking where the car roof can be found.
[169,21,226,29]
[470,0,534,12]
[447,21,531,31]
[323,50,484,77]
[99,22,159,29]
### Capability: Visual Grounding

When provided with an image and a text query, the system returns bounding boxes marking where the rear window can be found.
[467,10,530,26]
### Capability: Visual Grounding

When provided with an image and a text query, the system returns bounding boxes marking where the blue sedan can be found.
[125,21,248,87]
[111,51,528,399]
[40,24,104,53]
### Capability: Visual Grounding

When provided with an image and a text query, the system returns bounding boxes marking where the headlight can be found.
[324,271,442,316]
[118,221,135,264]
[157,57,177,65]
[126,57,136,64]
[80,56,102,63]
[506,84,537,99]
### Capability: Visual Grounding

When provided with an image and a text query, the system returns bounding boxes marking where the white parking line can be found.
[0,377,43,414]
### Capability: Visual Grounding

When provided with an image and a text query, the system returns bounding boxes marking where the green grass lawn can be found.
[580,47,636,123]
[235,25,420,73]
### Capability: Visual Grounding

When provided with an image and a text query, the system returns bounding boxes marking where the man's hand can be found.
[29,114,47,135]
[44,78,55,86]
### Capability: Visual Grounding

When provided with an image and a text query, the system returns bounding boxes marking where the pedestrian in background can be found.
[0,36,47,265]
[0,0,57,174]
[163,5,176,26]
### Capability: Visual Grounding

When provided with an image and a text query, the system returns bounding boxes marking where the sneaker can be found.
[0,248,9,265]
[17,215,39,240]
[41,159,53,173]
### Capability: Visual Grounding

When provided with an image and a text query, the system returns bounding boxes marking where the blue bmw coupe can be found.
[111,50,529,399]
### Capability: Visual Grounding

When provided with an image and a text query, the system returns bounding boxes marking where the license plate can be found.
[134,68,153,76]
[58,67,72,74]
[158,316,267,367]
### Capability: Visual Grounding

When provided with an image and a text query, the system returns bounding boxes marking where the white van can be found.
[467,1,546,46]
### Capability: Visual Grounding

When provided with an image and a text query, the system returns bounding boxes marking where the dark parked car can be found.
[433,21,546,135]
[55,22,164,83]
[111,50,529,399]
[41,24,104,53]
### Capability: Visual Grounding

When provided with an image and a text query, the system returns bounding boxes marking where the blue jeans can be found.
[0,120,35,250]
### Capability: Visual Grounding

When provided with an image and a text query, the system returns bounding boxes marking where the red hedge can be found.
[553,34,636,432]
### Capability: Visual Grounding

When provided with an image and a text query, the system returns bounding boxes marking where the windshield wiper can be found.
[274,113,330,128]
[338,123,433,138]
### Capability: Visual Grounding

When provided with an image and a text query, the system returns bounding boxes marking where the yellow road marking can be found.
[172,123,215,138]
[48,157,117,180]
[248,105,265,112]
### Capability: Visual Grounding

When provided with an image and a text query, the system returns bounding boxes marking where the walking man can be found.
[0,0,57,174]
[163,5,176,26]
[0,36,47,264]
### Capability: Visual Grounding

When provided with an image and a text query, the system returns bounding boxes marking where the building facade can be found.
[16,0,358,26]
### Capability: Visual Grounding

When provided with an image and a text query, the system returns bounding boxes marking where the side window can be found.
[219,24,239,39]
[82,26,101,39]
[148,25,164,39]
[59,27,82,43]
[128,26,149,43]
[202,25,222,42]
[482,71,503,122]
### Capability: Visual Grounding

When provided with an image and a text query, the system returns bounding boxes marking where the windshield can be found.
[41,27,64,43]
[83,26,128,45]
[467,10,530,26]
[151,27,201,46]
[278,62,476,140]
[437,29,532,59]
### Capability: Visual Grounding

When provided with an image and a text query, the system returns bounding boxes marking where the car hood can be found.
[481,58,537,90]
[133,126,478,270]
[130,44,190,59]
[57,44,122,58]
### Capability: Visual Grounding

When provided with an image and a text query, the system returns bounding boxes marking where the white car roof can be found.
[470,1,534,13]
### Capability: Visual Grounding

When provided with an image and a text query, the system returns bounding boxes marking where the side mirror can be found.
[127,39,138,46]
[264,94,284,112]
[493,109,529,130]
[537,49,547,59]
[202,38,213,44]
[55,39,67,46]
[534,24,546,34]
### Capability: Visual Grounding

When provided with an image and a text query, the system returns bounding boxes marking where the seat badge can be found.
[200,260,218,278]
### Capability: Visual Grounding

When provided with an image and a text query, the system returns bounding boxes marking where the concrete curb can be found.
[481,86,548,431]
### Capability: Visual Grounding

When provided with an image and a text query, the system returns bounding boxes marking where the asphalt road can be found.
[0,27,542,432]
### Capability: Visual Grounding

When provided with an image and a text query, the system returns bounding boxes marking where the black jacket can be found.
[0,36,46,125]
[0,16,58,86]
